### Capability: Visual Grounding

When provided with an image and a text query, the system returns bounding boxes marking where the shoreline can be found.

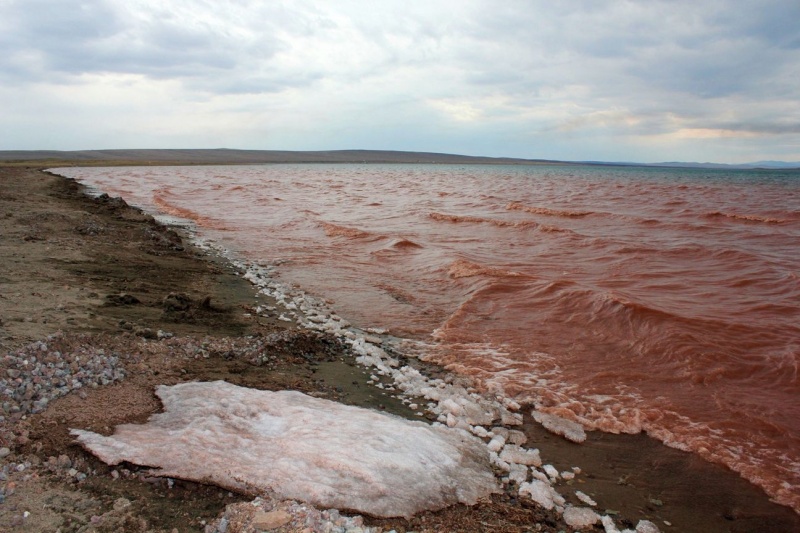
[1,166,798,532]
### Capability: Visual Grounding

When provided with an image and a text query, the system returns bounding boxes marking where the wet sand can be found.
[0,165,797,532]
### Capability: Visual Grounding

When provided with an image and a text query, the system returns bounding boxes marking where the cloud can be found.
[1,0,799,162]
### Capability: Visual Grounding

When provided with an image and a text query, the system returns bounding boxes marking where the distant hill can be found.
[0,148,561,166]
[648,161,800,170]
[2,149,798,169]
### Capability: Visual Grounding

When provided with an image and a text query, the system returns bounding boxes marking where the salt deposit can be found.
[499,444,542,467]
[575,490,597,506]
[532,410,587,443]
[563,506,601,528]
[518,480,565,511]
[542,464,560,480]
[72,381,498,518]
[636,520,661,533]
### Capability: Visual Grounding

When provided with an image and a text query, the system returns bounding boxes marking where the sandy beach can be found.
[1,164,798,532]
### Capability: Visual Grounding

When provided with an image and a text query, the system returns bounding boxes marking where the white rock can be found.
[463,403,496,426]
[72,381,498,518]
[602,514,621,533]
[506,429,527,446]
[575,490,597,506]
[471,425,490,438]
[518,480,564,510]
[501,410,523,426]
[488,451,511,472]
[530,467,550,483]
[499,445,541,467]
[561,471,575,480]
[507,464,528,485]
[531,410,587,443]
[542,464,560,480]
[636,520,661,533]
[487,435,506,453]
[490,427,509,439]
[563,506,601,528]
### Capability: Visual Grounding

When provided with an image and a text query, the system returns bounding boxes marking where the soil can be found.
[1,165,798,533]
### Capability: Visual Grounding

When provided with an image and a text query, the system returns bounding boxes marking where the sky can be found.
[1,0,799,164]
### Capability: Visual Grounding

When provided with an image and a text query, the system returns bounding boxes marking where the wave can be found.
[388,238,423,249]
[320,222,372,239]
[152,192,231,230]
[506,201,592,218]
[376,282,417,305]
[370,238,424,257]
[705,211,787,224]
[447,259,524,279]
[428,212,539,229]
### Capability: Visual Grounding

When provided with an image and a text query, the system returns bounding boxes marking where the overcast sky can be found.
[2,0,799,163]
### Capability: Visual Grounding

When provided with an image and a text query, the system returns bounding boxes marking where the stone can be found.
[636,520,661,533]
[531,411,586,443]
[563,506,600,528]
[113,497,131,511]
[252,510,292,530]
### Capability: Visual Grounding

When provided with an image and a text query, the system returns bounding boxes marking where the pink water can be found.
[55,164,800,511]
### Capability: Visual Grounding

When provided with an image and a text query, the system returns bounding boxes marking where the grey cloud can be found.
[0,0,293,91]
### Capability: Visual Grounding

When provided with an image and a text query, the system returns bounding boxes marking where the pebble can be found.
[114,497,132,511]
[252,510,292,529]
[0,334,126,433]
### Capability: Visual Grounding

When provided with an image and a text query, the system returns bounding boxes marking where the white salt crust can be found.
[72,381,498,519]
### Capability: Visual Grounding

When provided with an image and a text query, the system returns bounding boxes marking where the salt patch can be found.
[487,434,506,453]
[72,381,498,518]
[532,410,587,443]
[575,490,597,506]
[499,444,542,467]
[636,520,661,533]
[543,464,560,480]
[563,506,601,528]
[507,464,528,485]
[518,480,565,511]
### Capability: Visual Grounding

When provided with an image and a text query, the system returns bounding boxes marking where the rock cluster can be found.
[0,335,126,446]
[207,494,382,533]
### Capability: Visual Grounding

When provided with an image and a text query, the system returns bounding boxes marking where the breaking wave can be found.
[447,259,525,279]
[428,212,539,229]
[506,201,593,217]
[321,222,373,239]
[152,190,231,230]
[705,211,787,224]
